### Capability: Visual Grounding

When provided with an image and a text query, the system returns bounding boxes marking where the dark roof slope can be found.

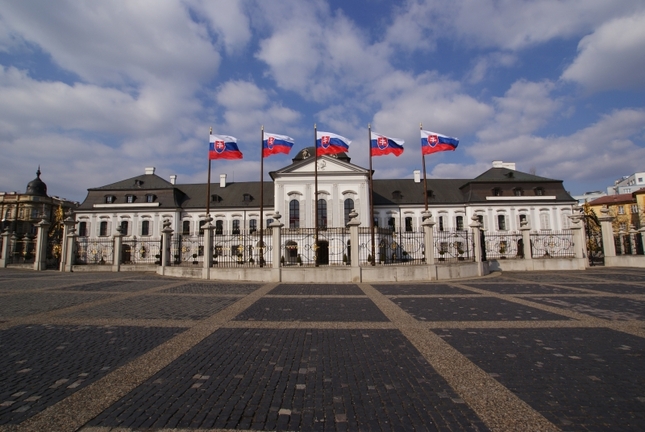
[372,179,468,206]
[588,193,635,206]
[470,167,557,183]
[90,174,174,191]
[177,182,274,209]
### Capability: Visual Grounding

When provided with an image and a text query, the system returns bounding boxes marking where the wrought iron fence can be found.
[587,230,604,266]
[530,231,575,258]
[483,231,522,260]
[5,234,37,264]
[122,237,162,265]
[434,230,474,263]
[281,228,349,266]
[171,234,205,266]
[212,230,273,267]
[75,237,114,265]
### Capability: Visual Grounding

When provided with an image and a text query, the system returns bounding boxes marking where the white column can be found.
[34,219,50,271]
[422,211,435,265]
[598,207,616,257]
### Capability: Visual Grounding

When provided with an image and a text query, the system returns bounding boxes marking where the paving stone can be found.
[440,327,645,431]
[0,292,112,318]
[233,298,389,322]
[373,283,475,295]
[555,282,645,294]
[160,282,261,295]
[268,283,364,295]
[528,296,645,321]
[462,283,580,294]
[394,297,571,321]
[65,294,239,320]
[0,324,183,425]
[89,329,488,431]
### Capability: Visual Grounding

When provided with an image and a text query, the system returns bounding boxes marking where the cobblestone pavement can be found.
[0,267,644,431]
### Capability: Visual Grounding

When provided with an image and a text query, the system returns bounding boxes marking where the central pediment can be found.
[270,155,370,178]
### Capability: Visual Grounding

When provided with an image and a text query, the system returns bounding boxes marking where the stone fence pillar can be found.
[568,213,586,260]
[59,217,76,272]
[629,226,638,255]
[347,210,361,268]
[112,227,123,272]
[202,219,214,280]
[422,210,435,265]
[0,229,10,268]
[598,207,616,257]
[519,221,532,260]
[161,220,173,271]
[34,219,50,271]
[64,230,76,272]
[270,212,284,270]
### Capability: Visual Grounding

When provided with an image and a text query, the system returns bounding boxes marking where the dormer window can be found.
[534,187,544,196]
[145,194,155,203]
[426,190,434,199]
[211,194,222,203]
[243,193,253,202]
[105,195,116,204]
[513,188,523,196]
[126,195,135,203]
[492,188,502,196]
[392,190,402,200]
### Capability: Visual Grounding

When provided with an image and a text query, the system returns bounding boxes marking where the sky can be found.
[1,0,644,203]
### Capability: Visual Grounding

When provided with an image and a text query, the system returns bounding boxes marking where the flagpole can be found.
[420,123,428,211]
[259,125,265,267]
[207,127,212,217]
[368,124,375,266]
[314,124,319,267]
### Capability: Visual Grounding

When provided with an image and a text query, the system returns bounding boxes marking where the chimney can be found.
[220,174,227,188]
[169,175,177,185]
[145,167,155,175]
[492,161,516,170]
[413,170,421,183]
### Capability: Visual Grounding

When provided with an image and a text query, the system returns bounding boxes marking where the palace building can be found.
[75,149,576,246]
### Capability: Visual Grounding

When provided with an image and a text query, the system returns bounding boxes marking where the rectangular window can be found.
[617,206,625,215]
[249,219,257,234]
[497,215,507,231]
[438,216,444,231]
[388,217,395,232]
[539,212,551,230]
[99,221,108,236]
[232,219,240,234]
[126,195,134,203]
[631,204,639,214]
[199,220,207,235]
[456,215,464,231]
[146,194,154,203]
[141,220,150,236]
[476,214,485,230]
[120,221,128,235]
[78,221,87,237]
[182,220,190,235]
[405,217,413,232]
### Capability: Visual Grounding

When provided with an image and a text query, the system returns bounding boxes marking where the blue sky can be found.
[1,0,644,202]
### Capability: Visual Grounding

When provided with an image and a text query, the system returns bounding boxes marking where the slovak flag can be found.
[370,132,404,157]
[209,134,243,160]
[316,131,351,156]
[420,130,459,155]
[263,133,295,158]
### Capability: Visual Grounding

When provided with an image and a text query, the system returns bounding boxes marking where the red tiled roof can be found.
[588,193,634,206]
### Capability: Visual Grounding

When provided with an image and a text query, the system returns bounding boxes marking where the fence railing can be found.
[75,237,114,265]
[483,232,522,260]
[356,227,426,266]
[614,233,644,256]
[434,230,474,263]
[212,230,273,267]
[5,235,37,265]
[281,227,348,266]
[122,238,162,265]
[530,231,575,258]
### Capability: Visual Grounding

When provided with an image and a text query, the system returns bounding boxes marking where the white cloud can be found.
[214,80,302,142]
[0,1,220,86]
[384,0,644,52]
[466,52,517,84]
[477,79,561,142]
[185,0,251,55]
[255,0,391,102]
[561,12,645,91]
[468,109,645,182]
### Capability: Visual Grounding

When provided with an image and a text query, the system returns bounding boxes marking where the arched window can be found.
[344,198,354,225]
[289,199,300,229]
[317,199,327,228]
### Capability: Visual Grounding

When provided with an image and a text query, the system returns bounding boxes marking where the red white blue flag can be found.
[209,134,243,160]
[420,130,459,155]
[370,132,404,157]
[263,133,295,158]
[316,131,351,156]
